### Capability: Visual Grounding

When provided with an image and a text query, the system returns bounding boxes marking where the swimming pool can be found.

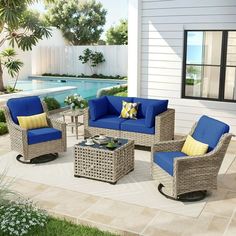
[11,76,126,106]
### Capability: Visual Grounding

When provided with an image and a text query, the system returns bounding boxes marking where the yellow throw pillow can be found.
[120,101,139,119]
[181,135,208,156]
[17,113,48,130]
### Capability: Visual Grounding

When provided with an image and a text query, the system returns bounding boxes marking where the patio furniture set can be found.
[3,95,234,201]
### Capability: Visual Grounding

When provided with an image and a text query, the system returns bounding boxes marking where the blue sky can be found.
[31,0,128,39]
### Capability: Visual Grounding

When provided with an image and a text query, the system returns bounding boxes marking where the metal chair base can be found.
[16,153,58,164]
[158,183,207,202]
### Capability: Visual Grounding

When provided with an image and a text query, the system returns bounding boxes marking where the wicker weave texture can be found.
[151,131,234,198]
[74,140,134,183]
[84,107,175,147]
[3,101,67,161]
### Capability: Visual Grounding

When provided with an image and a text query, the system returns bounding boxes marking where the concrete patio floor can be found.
[0,115,236,236]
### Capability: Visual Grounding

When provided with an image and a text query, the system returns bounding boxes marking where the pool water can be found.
[11,77,125,106]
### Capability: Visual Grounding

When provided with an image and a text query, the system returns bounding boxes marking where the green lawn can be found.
[0,217,117,236]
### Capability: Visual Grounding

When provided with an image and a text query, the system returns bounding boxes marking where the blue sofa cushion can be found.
[106,96,133,115]
[153,151,187,176]
[145,100,168,128]
[120,119,155,134]
[88,96,108,121]
[27,128,62,145]
[192,115,230,152]
[7,96,44,124]
[89,115,126,130]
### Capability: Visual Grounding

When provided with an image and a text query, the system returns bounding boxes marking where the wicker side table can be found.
[74,139,134,184]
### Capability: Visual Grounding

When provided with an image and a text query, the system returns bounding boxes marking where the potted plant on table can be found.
[64,94,88,111]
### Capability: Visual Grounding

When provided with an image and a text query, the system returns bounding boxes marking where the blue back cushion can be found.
[106,96,133,115]
[133,98,168,127]
[192,115,230,152]
[88,96,108,121]
[7,96,44,124]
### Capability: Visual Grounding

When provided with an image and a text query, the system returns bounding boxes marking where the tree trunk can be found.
[0,61,4,91]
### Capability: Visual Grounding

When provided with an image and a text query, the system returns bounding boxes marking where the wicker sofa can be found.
[3,96,67,163]
[84,96,175,146]
[151,115,234,201]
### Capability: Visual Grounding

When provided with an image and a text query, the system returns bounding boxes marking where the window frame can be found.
[182,30,236,103]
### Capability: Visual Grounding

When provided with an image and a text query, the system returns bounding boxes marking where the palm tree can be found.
[0,0,52,91]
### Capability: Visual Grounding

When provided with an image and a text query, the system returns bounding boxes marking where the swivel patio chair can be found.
[3,96,67,164]
[151,115,234,201]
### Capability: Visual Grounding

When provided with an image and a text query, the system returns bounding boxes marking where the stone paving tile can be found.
[182,212,229,236]
[79,198,158,234]
[224,212,236,236]
[141,211,195,236]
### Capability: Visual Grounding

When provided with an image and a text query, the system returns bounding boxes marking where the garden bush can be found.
[0,110,6,122]
[0,122,8,135]
[99,85,128,97]
[43,97,60,111]
[0,199,48,236]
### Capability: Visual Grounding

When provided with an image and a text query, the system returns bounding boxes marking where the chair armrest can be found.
[83,107,89,128]
[152,139,185,154]
[155,108,175,141]
[174,133,234,175]
[47,117,66,131]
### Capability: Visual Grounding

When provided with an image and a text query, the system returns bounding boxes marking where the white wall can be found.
[32,45,128,76]
[133,0,236,135]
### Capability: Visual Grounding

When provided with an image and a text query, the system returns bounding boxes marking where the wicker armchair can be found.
[151,116,234,201]
[3,96,67,164]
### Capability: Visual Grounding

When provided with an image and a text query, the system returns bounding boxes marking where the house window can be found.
[182,30,236,102]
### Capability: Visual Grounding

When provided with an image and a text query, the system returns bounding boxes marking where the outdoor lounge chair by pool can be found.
[3,96,67,164]
[152,115,234,201]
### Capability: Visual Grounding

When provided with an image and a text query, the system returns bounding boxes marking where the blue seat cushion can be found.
[120,119,155,134]
[89,115,126,130]
[7,96,44,124]
[106,96,133,115]
[192,115,230,152]
[27,128,62,145]
[153,151,187,176]
[89,96,109,121]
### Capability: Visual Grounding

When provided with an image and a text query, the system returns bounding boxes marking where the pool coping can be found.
[28,75,127,84]
[0,86,77,106]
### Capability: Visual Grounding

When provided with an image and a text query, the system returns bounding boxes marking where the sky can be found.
[30,0,128,39]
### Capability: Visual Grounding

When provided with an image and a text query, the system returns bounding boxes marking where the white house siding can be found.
[139,0,236,135]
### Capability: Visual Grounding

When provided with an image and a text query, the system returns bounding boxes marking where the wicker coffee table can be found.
[74,138,134,184]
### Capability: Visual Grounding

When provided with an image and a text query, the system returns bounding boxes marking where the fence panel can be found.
[32,45,128,76]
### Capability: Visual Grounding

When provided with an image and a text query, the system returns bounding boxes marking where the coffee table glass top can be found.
[77,137,129,151]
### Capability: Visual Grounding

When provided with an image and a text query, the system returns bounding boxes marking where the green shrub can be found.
[41,73,127,80]
[43,97,60,111]
[0,122,8,135]
[0,110,6,123]
[99,85,128,97]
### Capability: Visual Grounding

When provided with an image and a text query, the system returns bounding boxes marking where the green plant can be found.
[79,48,105,74]
[106,19,128,45]
[64,94,88,110]
[41,73,127,80]
[0,170,16,205]
[43,97,60,111]
[0,199,48,236]
[0,110,5,123]
[0,122,8,135]
[99,85,127,97]
[45,0,107,45]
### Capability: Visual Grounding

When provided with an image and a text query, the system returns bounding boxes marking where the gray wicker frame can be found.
[151,125,234,199]
[84,108,175,147]
[3,101,67,162]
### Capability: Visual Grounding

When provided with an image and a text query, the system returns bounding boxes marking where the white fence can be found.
[32,45,128,76]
